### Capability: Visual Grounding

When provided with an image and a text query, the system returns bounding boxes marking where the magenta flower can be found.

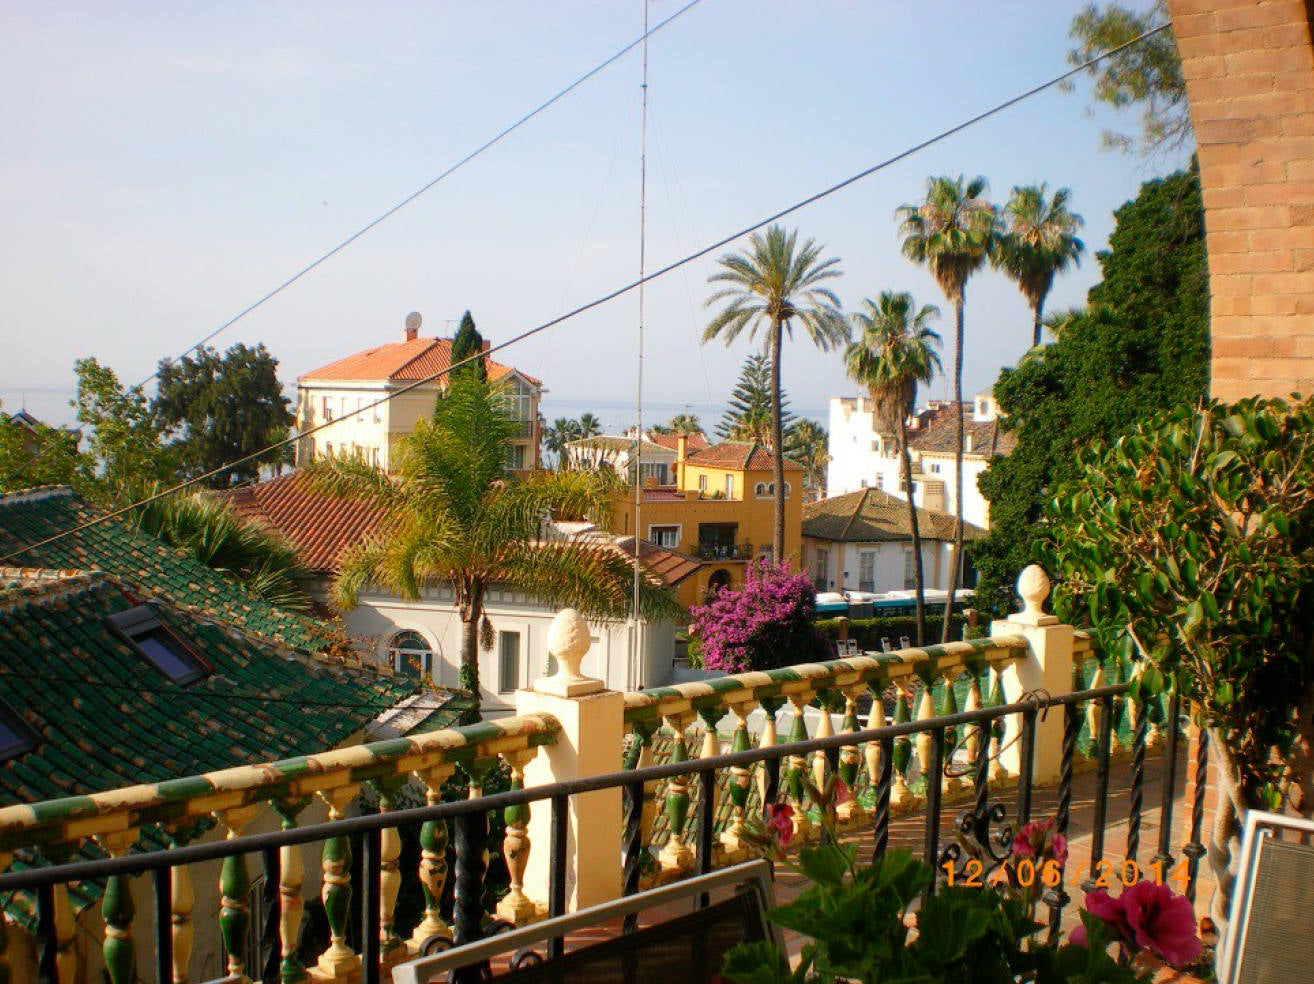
[1082,888,1133,943]
[765,803,795,849]
[1120,880,1202,967]
[834,778,852,806]
[689,559,826,673]
[1012,818,1069,865]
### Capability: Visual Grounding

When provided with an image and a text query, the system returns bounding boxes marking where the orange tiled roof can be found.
[685,441,804,473]
[613,537,700,587]
[648,432,710,452]
[300,337,540,387]
[224,472,388,574]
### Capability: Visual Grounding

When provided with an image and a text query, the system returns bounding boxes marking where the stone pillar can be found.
[990,565,1075,785]
[516,609,625,911]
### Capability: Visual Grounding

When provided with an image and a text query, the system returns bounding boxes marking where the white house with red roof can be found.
[295,312,543,472]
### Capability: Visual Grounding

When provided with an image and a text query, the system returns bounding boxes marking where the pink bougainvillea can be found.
[690,559,829,673]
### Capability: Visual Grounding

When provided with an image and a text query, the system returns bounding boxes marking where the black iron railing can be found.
[0,681,1200,984]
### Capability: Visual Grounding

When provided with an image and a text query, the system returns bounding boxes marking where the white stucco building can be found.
[825,391,1013,530]
[295,312,543,472]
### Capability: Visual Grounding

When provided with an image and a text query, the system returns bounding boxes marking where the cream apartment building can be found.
[295,312,543,471]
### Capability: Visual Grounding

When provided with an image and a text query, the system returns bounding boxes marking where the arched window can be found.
[754,482,768,497]
[388,630,433,680]
[705,568,733,602]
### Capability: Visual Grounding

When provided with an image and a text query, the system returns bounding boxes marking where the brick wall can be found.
[1168,0,1314,399]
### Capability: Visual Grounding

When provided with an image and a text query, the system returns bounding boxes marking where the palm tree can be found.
[651,412,704,437]
[576,413,603,439]
[133,492,312,612]
[312,376,681,718]
[897,175,997,642]
[543,417,583,467]
[996,185,1085,349]
[704,225,847,563]
[844,292,942,645]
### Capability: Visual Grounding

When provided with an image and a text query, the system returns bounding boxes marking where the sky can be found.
[0,1,1188,434]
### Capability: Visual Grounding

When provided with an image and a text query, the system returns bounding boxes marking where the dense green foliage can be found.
[1065,0,1190,156]
[1043,398,1314,816]
[450,309,487,383]
[650,412,704,436]
[73,357,177,501]
[134,493,312,611]
[0,406,88,492]
[973,168,1209,615]
[153,343,294,488]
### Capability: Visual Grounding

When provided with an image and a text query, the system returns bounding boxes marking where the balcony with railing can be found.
[0,567,1207,983]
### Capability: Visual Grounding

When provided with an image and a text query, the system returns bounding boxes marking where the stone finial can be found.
[536,609,604,696]
[1013,564,1058,626]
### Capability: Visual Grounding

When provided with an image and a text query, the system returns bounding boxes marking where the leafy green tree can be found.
[1064,0,1190,155]
[450,309,488,382]
[973,168,1209,615]
[134,492,312,611]
[543,417,583,466]
[0,406,90,492]
[716,353,801,450]
[996,185,1085,349]
[313,375,681,718]
[786,419,830,501]
[705,226,846,565]
[152,343,293,489]
[897,176,997,641]
[73,357,176,502]
[1043,397,1314,932]
[844,292,942,645]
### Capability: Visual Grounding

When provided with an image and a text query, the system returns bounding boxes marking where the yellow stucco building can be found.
[611,436,804,608]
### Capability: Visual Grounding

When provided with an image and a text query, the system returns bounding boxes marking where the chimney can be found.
[676,434,688,465]
[404,311,422,342]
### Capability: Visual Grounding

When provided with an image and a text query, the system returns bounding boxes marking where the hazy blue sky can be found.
[1,1,1185,431]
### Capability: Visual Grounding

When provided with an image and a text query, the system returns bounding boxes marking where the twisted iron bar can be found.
[1127,699,1149,864]
[1183,728,1209,905]
[1046,703,1080,943]
[873,736,893,859]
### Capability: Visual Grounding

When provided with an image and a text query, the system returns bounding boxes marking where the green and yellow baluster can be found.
[496,750,539,926]
[837,684,866,823]
[273,798,311,984]
[659,711,695,871]
[97,830,139,984]
[721,700,756,853]
[892,683,916,810]
[786,692,814,841]
[409,766,456,949]
[315,788,362,981]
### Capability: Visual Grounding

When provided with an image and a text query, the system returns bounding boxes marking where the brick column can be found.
[1168,0,1314,398]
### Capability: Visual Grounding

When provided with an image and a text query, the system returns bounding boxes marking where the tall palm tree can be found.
[897,175,997,642]
[997,184,1085,349]
[543,417,583,467]
[704,225,847,563]
[312,376,681,718]
[844,292,942,645]
[576,413,603,439]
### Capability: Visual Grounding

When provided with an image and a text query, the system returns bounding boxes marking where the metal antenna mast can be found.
[631,0,651,687]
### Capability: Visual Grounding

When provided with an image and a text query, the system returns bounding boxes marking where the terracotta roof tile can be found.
[613,537,700,587]
[685,441,803,472]
[301,337,539,387]
[648,432,710,452]
[908,406,1016,457]
[802,488,985,543]
[223,472,388,574]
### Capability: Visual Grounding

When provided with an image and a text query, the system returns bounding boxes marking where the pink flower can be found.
[1084,888,1133,943]
[834,778,852,806]
[766,803,795,849]
[1120,880,1202,968]
[1012,819,1068,865]
[1069,924,1089,948]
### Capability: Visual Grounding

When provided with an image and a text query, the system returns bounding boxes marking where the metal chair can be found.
[392,859,780,983]
[1219,809,1314,983]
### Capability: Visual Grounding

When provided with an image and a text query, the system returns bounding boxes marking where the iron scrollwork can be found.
[937,801,1015,886]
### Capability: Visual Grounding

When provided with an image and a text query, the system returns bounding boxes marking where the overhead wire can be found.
[0,22,1169,566]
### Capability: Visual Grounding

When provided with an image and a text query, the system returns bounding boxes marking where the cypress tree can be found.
[451,310,487,382]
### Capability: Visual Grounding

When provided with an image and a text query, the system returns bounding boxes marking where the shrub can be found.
[690,559,829,673]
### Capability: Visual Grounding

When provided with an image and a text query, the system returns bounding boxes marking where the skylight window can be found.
[0,702,38,763]
[105,605,209,685]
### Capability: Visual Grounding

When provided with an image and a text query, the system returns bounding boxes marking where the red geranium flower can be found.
[766,803,795,849]
[1120,880,1202,967]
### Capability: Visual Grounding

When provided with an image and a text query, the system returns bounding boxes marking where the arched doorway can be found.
[704,568,732,602]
